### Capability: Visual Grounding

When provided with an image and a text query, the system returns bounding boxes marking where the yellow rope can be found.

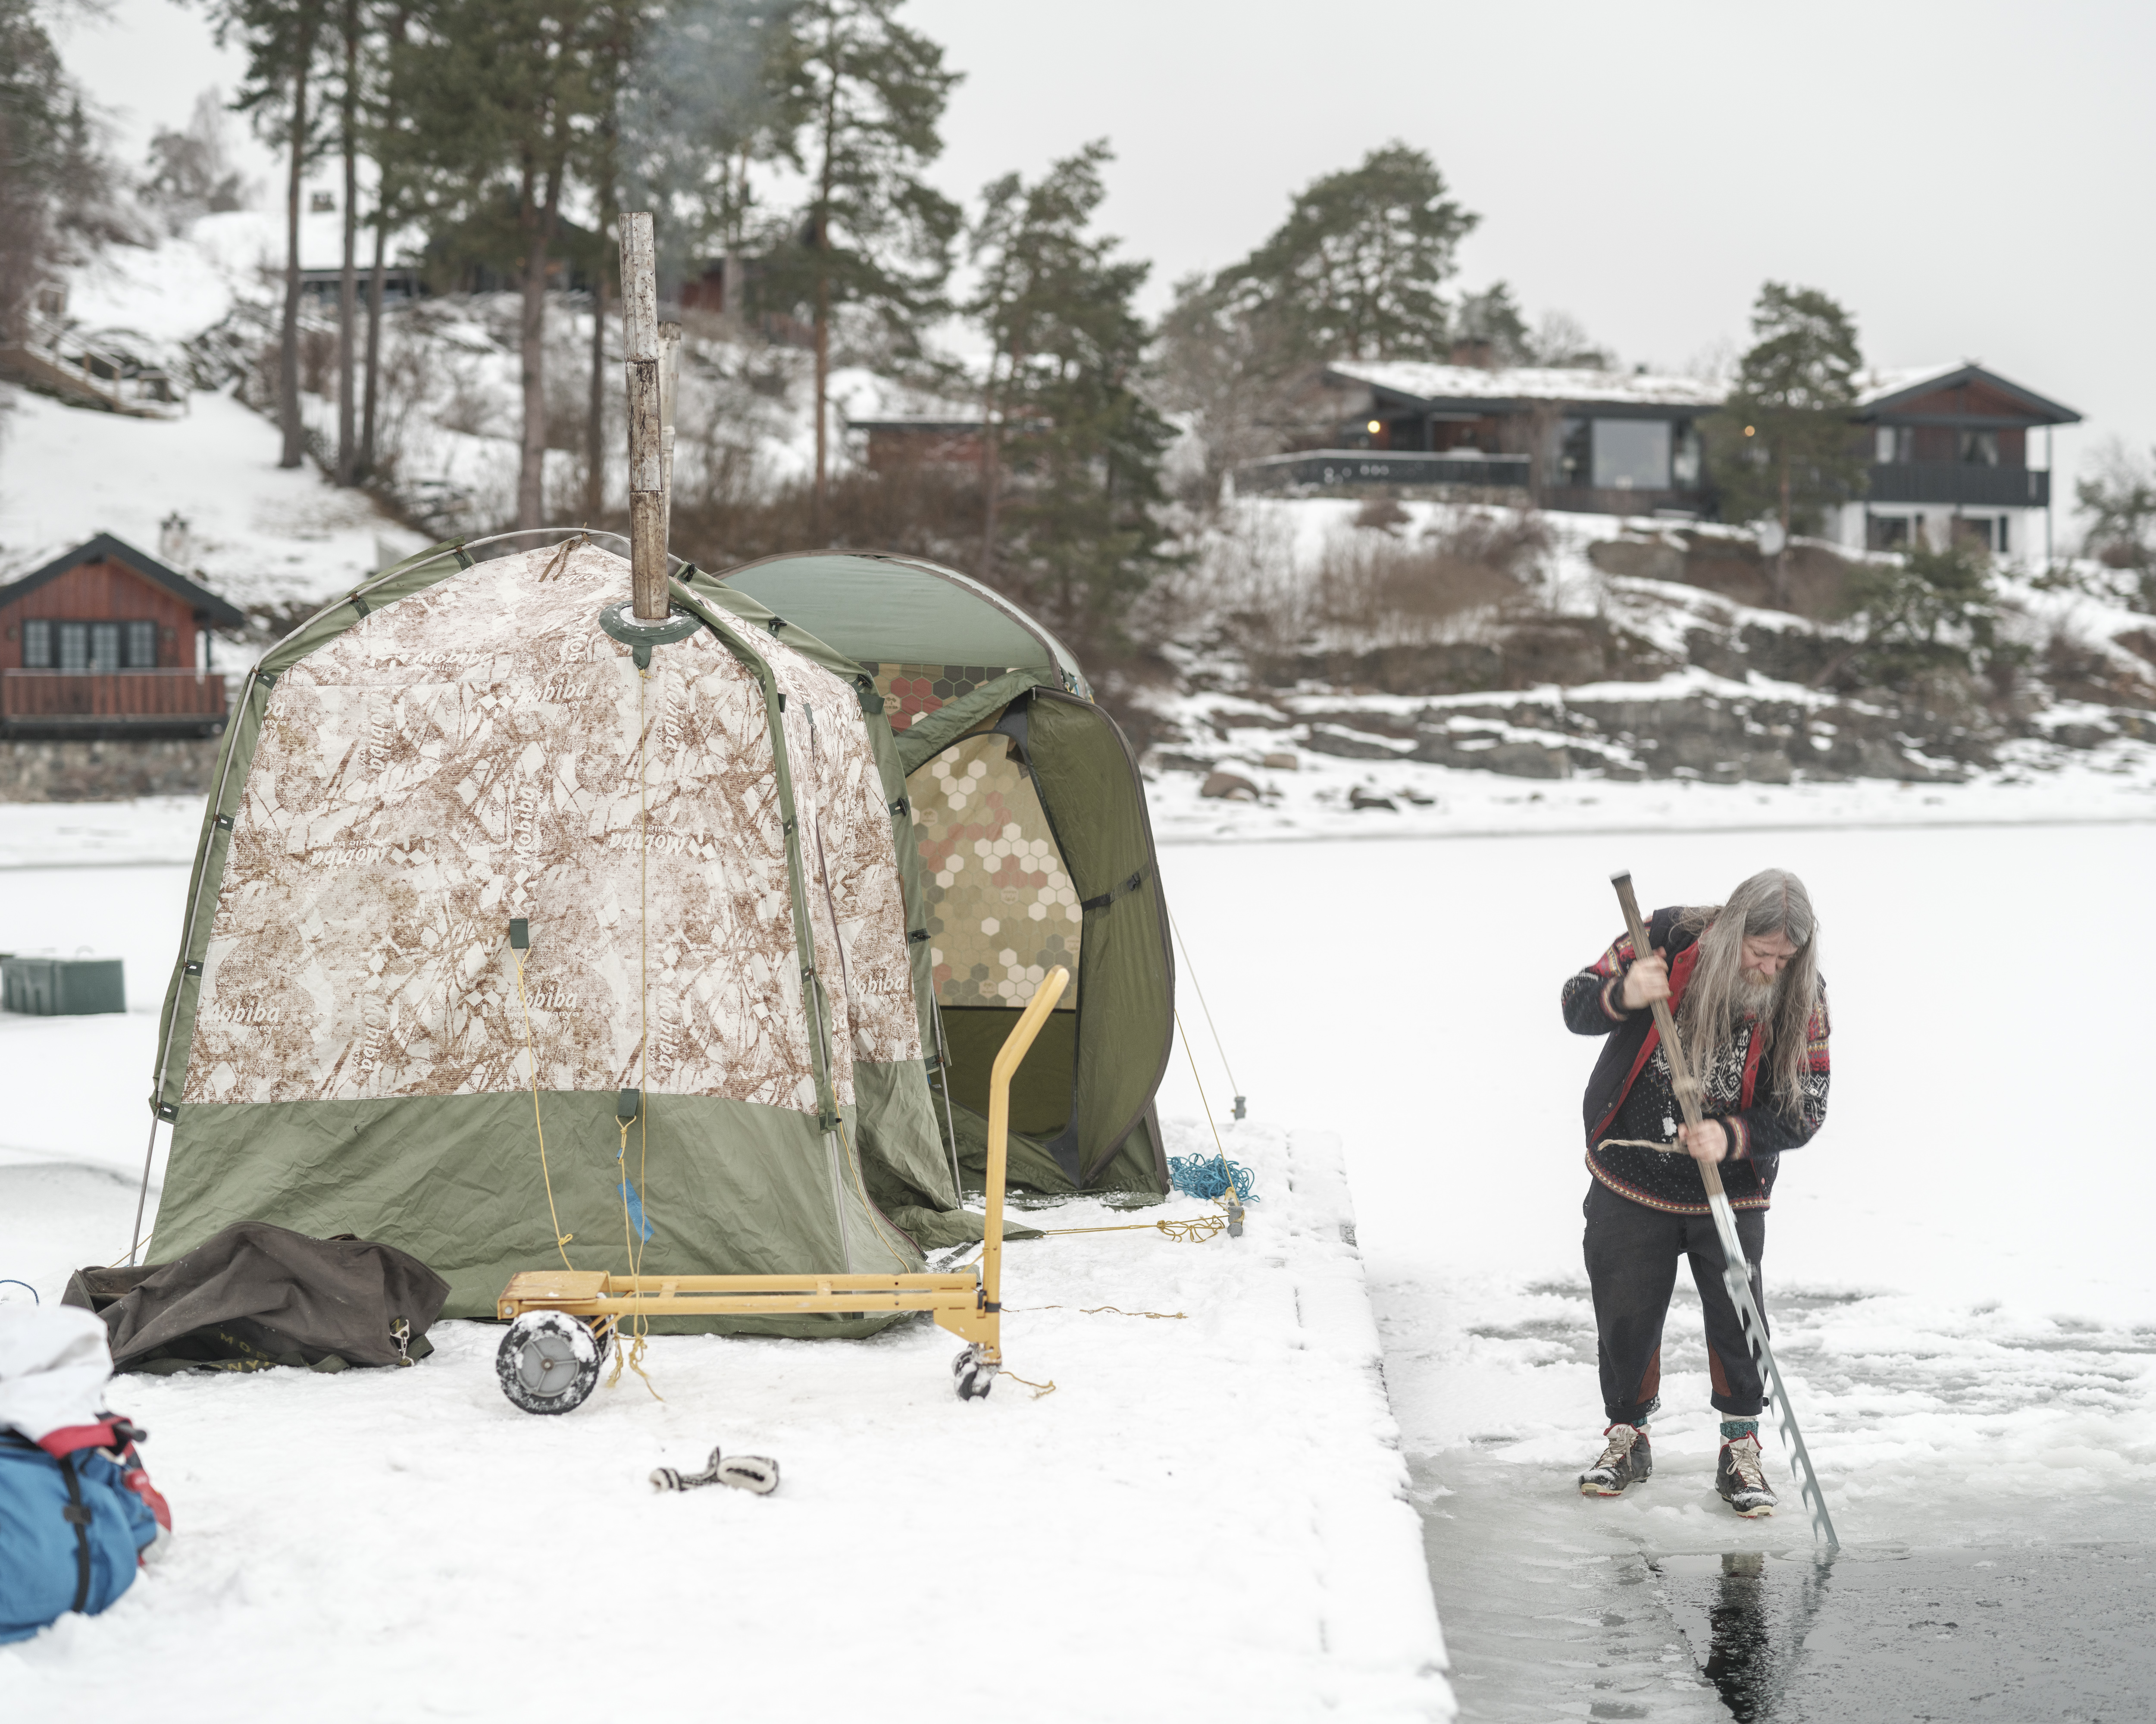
[1026,1215,1227,1244]
[1176,1006,1231,1167]
[1000,1370,1057,1398]
[608,663,660,1400]
[515,951,575,1270]
[106,1232,153,1268]
[1012,1304,1188,1320]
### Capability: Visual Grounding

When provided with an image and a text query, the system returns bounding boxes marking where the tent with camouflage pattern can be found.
[143,535,1172,1328]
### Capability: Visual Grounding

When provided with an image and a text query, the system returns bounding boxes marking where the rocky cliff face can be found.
[1146,523,2156,791]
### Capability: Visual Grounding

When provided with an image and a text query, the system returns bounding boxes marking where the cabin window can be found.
[1959,430,2000,466]
[18,618,158,670]
[1592,419,1670,490]
[1867,514,1912,550]
[1875,425,1914,464]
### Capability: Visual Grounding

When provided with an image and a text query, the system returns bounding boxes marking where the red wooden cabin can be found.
[0,533,247,738]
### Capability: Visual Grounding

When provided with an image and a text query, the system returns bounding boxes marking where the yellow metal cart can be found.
[492,966,1068,1413]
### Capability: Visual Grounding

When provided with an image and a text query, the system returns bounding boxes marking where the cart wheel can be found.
[952,1344,997,1402]
[497,1310,600,1415]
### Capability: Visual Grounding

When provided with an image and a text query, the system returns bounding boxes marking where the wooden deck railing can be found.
[2,669,229,719]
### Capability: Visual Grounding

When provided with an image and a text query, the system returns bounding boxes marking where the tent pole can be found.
[619,213,667,621]
[931,995,964,1199]
[128,1115,159,1267]
[807,982,856,1273]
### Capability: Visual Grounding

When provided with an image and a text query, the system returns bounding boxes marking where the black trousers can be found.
[1582,1178,1767,1426]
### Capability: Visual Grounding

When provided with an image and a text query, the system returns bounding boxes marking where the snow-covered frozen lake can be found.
[1154,821,2156,1719]
[4,809,2152,1718]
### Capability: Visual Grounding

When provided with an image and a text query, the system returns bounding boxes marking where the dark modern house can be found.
[0,533,245,738]
[1237,354,2080,562]
[1839,362,2081,560]
[1238,357,1725,517]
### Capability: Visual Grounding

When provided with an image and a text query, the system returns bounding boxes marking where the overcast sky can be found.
[57,0,2155,523]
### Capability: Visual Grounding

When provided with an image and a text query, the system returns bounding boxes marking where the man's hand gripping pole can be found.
[1610,870,1839,1548]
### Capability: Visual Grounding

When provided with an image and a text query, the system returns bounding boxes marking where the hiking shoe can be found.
[1579,1423,1652,1496]
[1717,1432,1777,1517]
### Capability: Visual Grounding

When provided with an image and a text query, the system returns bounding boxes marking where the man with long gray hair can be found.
[1558,868,1830,1516]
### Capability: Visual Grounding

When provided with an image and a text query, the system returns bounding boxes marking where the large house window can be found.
[1959,429,1999,466]
[1592,419,1671,490]
[1671,420,1702,488]
[1875,425,1914,464]
[1556,417,1590,486]
[20,618,160,671]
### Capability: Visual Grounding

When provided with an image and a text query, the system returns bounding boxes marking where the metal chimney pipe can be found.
[620,213,666,620]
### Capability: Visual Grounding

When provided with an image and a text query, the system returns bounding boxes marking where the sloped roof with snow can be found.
[1852,361,2080,424]
[0,531,247,626]
[1325,359,1725,411]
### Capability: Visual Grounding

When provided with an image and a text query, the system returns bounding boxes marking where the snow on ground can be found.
[0,848,1446,1719]
[4,792,2153,1718]
[0,387,424,615]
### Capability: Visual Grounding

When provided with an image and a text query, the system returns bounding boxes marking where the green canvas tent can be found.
[143,535,1174,1331]
[145,535,968,1329]
[714,551,1174,1196]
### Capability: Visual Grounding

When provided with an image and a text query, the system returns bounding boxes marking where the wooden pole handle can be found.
[1609,871,1727,1200]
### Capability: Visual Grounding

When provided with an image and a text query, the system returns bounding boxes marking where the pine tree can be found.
[1218,141,1476,364]
[1150,269,1316,511]
[1451,282,1530,364]
[393,0,612,527]
[0,0,67,341]
[763,0,960,529]
[967,141,1170,658]
[1705,282,1864,602]
[610,0,789,514]
[205,0,334,469]
[620,0,787,291]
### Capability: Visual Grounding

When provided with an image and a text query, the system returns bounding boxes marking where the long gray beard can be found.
[1736,967,1781,1022]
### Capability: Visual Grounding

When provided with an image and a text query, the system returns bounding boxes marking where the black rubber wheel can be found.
[497,1310,600,1414]
[952,1345,996,1402]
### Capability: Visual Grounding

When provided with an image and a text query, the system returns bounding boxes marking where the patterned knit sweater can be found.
[1561,906,1831,1213]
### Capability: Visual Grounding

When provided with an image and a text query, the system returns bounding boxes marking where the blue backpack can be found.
[0,1428,162,1643]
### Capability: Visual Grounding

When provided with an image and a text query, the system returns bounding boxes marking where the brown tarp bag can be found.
[63,1222,450,1375]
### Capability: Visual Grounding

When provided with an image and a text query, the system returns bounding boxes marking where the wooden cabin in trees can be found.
[0,533,246,738]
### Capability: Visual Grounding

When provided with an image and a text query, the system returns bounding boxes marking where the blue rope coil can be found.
[1168,1153,1257,1204]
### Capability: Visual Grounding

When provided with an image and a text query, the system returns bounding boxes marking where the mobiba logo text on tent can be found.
[203,1002,283,1025]
[313,844,398,866]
